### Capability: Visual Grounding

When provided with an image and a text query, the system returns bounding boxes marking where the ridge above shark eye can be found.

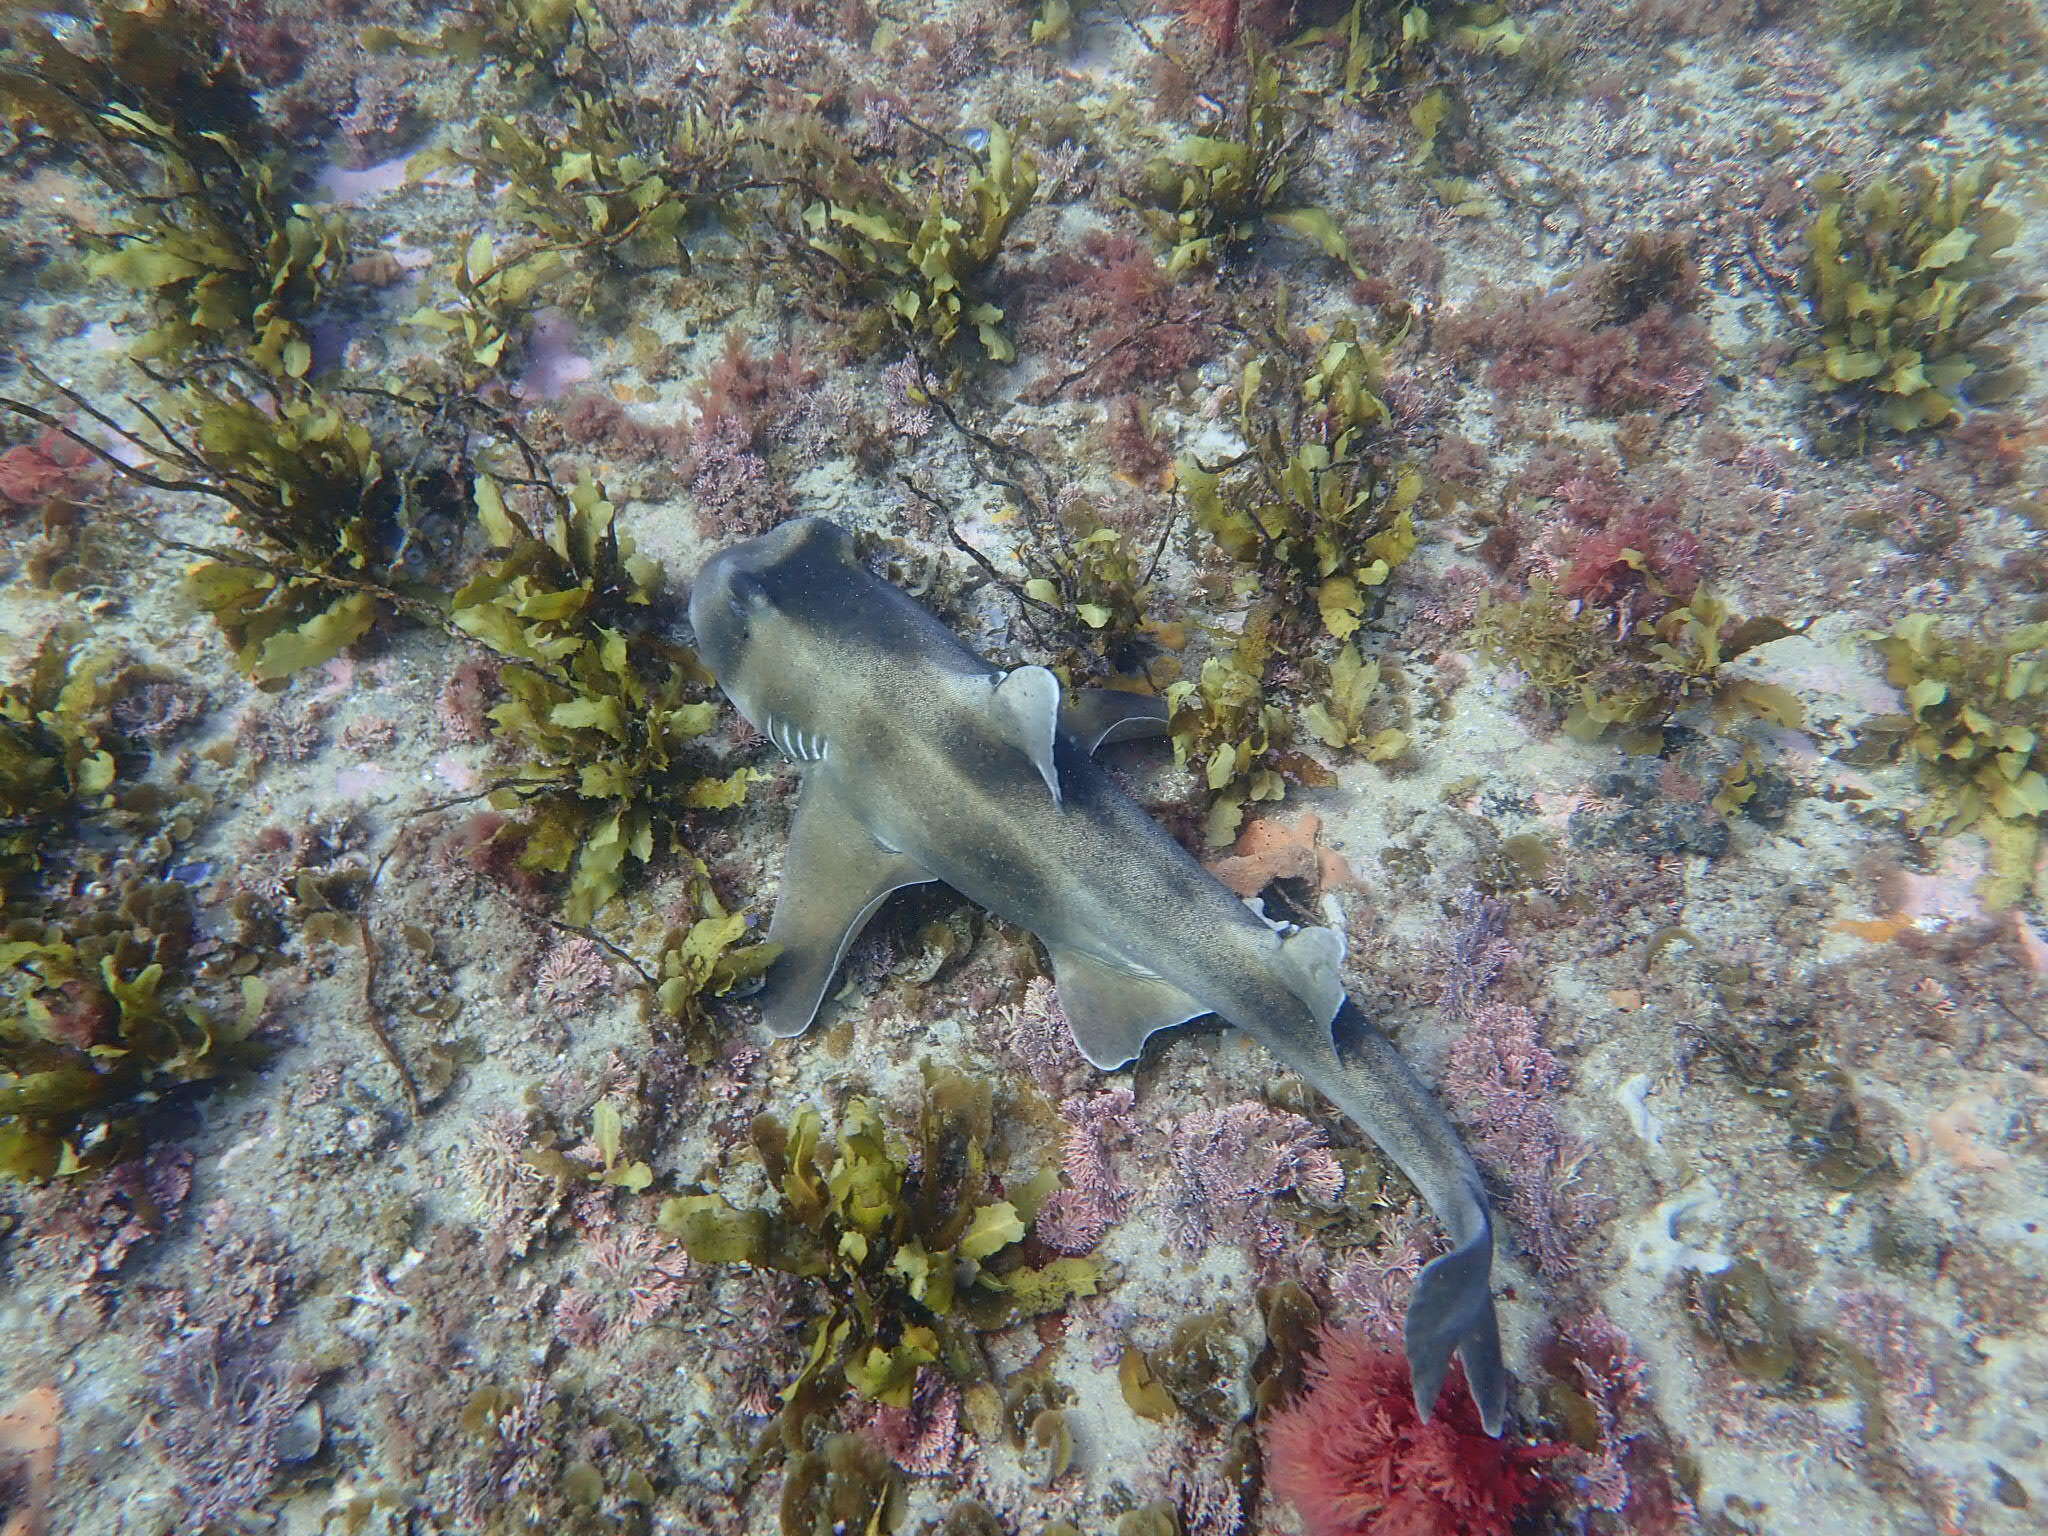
[727,570,771,619]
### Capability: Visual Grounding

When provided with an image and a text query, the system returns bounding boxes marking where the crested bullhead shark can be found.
[689,517,1507,1434]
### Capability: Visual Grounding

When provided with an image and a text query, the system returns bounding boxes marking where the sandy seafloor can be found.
[2,2,2047,1534]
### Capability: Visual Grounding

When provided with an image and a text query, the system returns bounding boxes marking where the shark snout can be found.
[686,545,748,681]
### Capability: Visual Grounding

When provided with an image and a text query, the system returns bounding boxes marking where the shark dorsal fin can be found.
[1065,688,1169,754]
[1046,946,1206,1068]
[989,666,1063,805]
[1276,924,1348,1030]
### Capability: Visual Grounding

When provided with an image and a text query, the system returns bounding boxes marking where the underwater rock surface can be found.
[1,3,2044,1534]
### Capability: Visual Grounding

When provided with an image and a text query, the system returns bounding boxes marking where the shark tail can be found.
[1324,999,1506,1435]
[1240,959,1509,1435]
[1402,1197,1505,1435]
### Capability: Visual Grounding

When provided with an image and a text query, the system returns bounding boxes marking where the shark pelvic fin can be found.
[989,666,1063,805]
[1064,688,1170,754]
[757,773,933,1037]
[1046,946,1206,1069]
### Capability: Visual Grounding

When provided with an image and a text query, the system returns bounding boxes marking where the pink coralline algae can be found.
[532,937,616,1013]
[1170,1462,1245,1536]
[1506,459,1706,632]
[1835,1288,1941,1433]
[1545,1308,1698,1531]
[1442,1004,1597,1277]
[852,1371,961,1475]
[1003,977,1086,1097]
[677,330,819,536]
[552,1224,694,1346]
[1437,887,1513,1024]
[1552,1309,1647,1515]
[1327,1211,1429,1345]
[1167,1101,1344,1258]
[1443,272,1713,419]
[1019,230,1214,402]
[1034,1087,1137,1254]
[1555,496,1702,626]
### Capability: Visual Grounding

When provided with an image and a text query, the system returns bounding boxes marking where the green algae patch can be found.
[171,382,426,685]
[454,471,763,924]
[1303,643,1408,763]
[1687,1257,1798,1383]
[0,629,122,896]
[1019,522,1165,680]
[3,362,464,689]
[0,0,346,373]
[649,881,780,1042]
[1476,582,1804,752]
[658,1070,1102,1442]
[772,121,1038,363]
[1171,329,1426,837]
[1164,610,1295,847]
[1798,160,2038,443]
[393,1,742,374]
[1868,615,2048,909]
[1182,327,1419,645]
[780,1432,902,1536]
[2,627,263,1180]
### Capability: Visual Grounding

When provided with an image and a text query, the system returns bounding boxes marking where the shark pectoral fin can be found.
[1275,924,1348,1028]
[989,666,1063,805]
[1047,946,1207,1068]
[1065,688,1169,754]
[757,773,934,1038]
[1405,1209,1507,1436]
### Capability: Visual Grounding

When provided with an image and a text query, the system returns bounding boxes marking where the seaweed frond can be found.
[452,472,762,924]
[412,98,736,281]
[0,0,347,373]
[1798,159,2039,444]
[366,0,611,88]
[658,1069,1102,1443]
[1139,46,1351,275]
[396,6,744,374]
[1182,325,1420,647]
[2,361,468,684]
[768,120,1039,364]
[2,627,261,1180]
[0,626,122,902]
[1868,615,2048,909]
[1164,608,1301,846]
[1012,510,1179,683]
[1475,580,1803,751]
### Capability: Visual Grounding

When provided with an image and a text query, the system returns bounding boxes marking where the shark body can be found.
[689,517,1506,1433]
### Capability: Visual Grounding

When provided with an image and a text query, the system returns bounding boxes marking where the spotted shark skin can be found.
[688,517,1507,1433]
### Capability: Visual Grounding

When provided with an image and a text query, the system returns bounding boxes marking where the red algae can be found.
[1265,1324,1561,1536]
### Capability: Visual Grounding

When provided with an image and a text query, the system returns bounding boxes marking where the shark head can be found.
[687,517,863,757]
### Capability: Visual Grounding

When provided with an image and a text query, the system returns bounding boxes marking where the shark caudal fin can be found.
[1238,968,1511,1435]
[1404,1208,1507,1435]
[1316,998,1509,1437]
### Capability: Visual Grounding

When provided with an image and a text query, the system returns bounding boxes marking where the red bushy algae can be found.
[1265,1323,1561,1536]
